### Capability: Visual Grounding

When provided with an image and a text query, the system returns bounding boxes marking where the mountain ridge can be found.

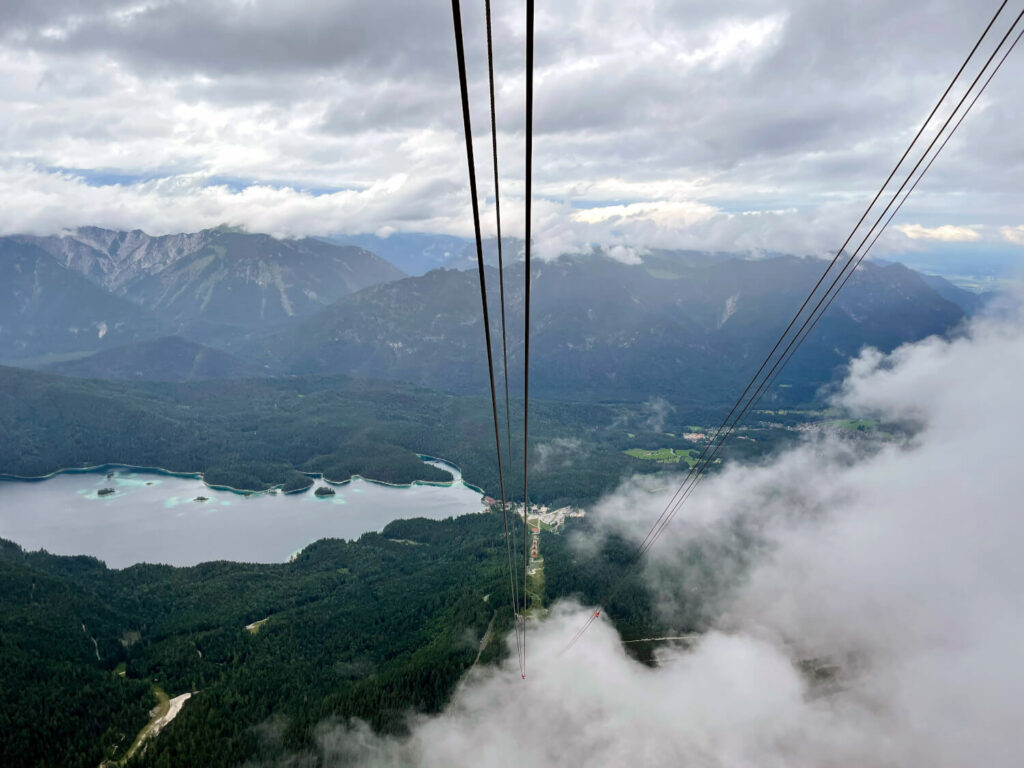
[3,227,408,350]
[243,251,969,404]
[42,336,258,381]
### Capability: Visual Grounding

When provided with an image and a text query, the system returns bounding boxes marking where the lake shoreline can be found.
[0,454,485,498]
[0,458,488,569]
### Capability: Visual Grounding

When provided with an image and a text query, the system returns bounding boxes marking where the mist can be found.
[258,314,1024,767]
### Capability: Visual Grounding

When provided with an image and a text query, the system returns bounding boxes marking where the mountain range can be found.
[13,226,404,345]
[247,250,969,404]
[0,227,984,404]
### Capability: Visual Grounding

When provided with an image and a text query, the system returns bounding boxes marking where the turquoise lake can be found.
[0,461,485,568]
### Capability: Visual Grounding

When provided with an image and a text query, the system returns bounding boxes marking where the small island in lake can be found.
[314,486,336,497]
[97,487,116,496]
[194,496,209,502]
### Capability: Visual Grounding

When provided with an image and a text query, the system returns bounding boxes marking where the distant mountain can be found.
[248,253,966,405]
[0,240,165,362]
[19,226,211,292]
[326,233,468,275]
[43,336,258,381]
[123,232,405,335]
[13,227,406,341]
[438,237,522,271]
[920,273,993,315]
[326,233,531,274]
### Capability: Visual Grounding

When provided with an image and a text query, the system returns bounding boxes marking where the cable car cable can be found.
[632,0,1011,560]
[522,0,535,679]
[485,0,526,662]
[450,0,524,676]
[642,3,1024,558]
[563,1,1018,651]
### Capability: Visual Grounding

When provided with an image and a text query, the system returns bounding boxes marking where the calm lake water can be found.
[0,460,485,568]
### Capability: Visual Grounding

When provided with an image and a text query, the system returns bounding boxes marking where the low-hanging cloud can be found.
[533,437,587,473]
[263,312,1024,767]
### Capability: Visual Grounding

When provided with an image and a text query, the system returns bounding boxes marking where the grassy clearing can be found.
[832,419,877,430]
[623,448,698,467]
[245,617,270,635]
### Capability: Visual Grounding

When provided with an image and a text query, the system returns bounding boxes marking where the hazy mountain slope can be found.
[43,336,258,381]
[326,233,468,275]
[0,240,165,362]
[252,254,965,404]
[921,273,992,315]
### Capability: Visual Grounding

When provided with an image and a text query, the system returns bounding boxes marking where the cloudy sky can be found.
[2,0,1022,268]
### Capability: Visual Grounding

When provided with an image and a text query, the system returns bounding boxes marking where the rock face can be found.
[13,227,407,340]
[20,227,212,292]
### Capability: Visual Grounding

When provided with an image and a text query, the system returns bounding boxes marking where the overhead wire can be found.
[640,2,1024,559]
[484,0,526,669]
[762,18,1024,400]
[632,0,1011,561]
[522,0,535,680]
[563,0,1019,651]
[449,0,524,677]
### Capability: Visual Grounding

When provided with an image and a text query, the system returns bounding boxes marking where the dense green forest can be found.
[0,514,526,767]
[0,366,853,766]
[0,508,772,766]
[0,365,813,504]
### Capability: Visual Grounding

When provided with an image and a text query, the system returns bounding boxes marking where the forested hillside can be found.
[250,252,968,403]
[0,514,520,768]
[0,365,813,503]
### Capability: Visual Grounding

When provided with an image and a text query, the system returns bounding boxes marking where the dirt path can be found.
[104,686,191,766]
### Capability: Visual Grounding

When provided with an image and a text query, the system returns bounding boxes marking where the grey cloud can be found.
[7,0,460,80]
[1,0,1023,256]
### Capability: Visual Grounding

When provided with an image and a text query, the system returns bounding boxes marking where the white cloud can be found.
[896,223,982,242]
[999,225,1024,245]
[275,314,1024,767]
[571,200,718,228]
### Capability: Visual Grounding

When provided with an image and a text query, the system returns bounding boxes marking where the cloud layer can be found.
[267,313,1024,766]
[1,0,1023,264]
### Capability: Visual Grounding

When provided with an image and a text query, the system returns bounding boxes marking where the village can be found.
[482,499,586,566]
